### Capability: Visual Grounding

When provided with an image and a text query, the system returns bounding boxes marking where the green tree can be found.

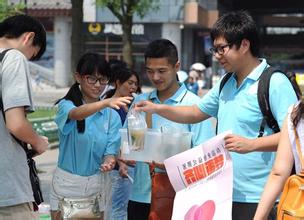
[0,0,24,21]
[97,0,159,68]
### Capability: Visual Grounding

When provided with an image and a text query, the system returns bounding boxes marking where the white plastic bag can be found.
[127,108,147,151]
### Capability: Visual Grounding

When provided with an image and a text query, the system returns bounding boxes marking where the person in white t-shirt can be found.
[0,15,49,219]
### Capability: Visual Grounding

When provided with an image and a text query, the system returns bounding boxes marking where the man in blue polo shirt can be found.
[127,39,214,220]
[135,11,298,220]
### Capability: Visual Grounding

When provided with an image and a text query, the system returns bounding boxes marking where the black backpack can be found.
[218,66,302,137]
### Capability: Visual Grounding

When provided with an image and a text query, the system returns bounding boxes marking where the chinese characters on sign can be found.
[182,146,224,186]
[164,131,233,220]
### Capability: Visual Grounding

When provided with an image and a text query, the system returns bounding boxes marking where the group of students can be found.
[50,37,215,220]
[0,10,303,220]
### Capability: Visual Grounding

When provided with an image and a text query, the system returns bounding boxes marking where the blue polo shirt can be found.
[55,99,121,176]
[129,83,215,203]
[197,59,298,202]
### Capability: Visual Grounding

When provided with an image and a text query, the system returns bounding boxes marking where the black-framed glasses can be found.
[84,75,109,85]
[209,43,232,56]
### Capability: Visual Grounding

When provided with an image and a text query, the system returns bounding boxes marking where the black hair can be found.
[108,59,128,84]
[292,99,304,128]
[104,67,141,99]
[0,14,46,60]
[210,10,260,57]
[144,39,178,66]
[55,52,110,133]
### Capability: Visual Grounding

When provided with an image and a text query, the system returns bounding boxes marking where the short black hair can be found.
[144,39,178,66]
[0,14,46,60]
[210,10,260,57]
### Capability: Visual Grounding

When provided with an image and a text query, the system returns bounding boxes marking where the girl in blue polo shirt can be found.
[49,53,132,220]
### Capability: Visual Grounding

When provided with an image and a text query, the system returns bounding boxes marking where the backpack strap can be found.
[257,66,287,137]
[215,72,233,134]
[293,126,304,174]
[219,72,233,95]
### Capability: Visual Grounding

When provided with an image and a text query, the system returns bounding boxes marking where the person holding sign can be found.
[135,11,298,220]
[127,39,214,220]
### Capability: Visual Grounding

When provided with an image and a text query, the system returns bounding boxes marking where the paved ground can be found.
[35,148,59,204]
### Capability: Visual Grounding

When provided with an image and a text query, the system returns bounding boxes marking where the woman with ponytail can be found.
[50,52,132,220]
[254,97,304,220]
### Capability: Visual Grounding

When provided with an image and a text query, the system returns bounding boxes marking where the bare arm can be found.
[69,96,132,121]
[5,107,48,154]
[254,117,294,220]
[135,100,210,124]
[251,132,281,151]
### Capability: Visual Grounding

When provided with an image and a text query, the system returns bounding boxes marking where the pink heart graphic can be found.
[184,200,216,220]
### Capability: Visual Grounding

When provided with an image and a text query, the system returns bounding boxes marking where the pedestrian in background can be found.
[104,66,141,220]
[254,100,304,219]
[0,15,49,220]
[186,76,199,95]
[49,52,132,220]
[135,11,298,220]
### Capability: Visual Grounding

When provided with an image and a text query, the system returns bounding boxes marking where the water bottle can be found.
[38,203,51,220]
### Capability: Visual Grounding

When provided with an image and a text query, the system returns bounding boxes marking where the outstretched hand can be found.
[134,100,158,113]
[224,134,254,154]
[105,96,133,110]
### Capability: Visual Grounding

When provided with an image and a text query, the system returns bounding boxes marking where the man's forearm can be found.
[5,107,44,148]
[156,104,208,124]
[9,117,42,147]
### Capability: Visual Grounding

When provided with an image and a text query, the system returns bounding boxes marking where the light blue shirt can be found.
[197,59,298,202]
[129,83,215,203]
[55,99,121,176]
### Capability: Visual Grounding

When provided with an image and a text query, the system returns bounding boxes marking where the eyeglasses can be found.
[84,75,109,85]
[209,44,232,56]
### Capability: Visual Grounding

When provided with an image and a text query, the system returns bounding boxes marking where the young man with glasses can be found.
[135,11,298,220]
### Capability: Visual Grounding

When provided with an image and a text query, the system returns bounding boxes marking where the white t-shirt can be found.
[0,49,34,206]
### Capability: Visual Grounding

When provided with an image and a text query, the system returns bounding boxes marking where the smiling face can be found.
[145,57,179,93]
[76,73,108,103]
[212,36,251,74]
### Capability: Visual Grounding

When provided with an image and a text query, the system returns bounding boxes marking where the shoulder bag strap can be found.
[293,126,304,173]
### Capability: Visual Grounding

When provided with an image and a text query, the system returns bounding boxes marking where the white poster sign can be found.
[164,131,233,220]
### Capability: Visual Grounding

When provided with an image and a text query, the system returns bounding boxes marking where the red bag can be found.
[149,172,176,220]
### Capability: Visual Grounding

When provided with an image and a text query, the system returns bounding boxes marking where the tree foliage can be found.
[97,0,159,67]
[97,0,159,21]
[0,0,24,21]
